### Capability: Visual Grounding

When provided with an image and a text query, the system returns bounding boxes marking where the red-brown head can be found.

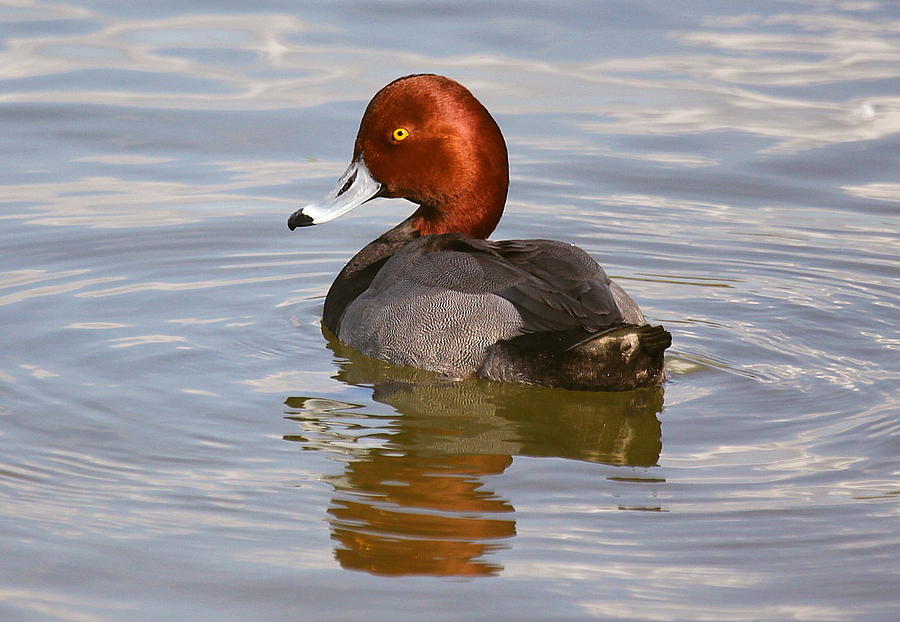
[288,74,509,239]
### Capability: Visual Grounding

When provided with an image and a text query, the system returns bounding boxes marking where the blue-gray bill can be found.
[288,156,383,230]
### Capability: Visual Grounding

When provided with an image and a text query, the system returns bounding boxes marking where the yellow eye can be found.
[391,127,410,142]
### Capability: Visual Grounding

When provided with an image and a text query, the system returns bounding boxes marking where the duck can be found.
[288,74,671,391]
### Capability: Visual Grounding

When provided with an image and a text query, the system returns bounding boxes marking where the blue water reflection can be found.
[0,1,898,621]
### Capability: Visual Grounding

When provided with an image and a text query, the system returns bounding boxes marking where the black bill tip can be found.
[287,209,315,231]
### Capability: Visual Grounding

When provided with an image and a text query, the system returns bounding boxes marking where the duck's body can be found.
[289,74,670,391]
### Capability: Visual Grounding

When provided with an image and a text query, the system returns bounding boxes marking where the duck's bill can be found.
[288,156,383,230]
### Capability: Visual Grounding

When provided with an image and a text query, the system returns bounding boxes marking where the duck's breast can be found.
[337,241,523,375]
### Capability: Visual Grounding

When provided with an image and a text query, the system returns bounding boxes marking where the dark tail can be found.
[479,324,672,391]
[633,324,672,357]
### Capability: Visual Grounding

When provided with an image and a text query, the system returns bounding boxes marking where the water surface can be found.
[1,1,898,621]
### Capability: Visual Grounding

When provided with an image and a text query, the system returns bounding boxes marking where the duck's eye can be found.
[391,127,410,142]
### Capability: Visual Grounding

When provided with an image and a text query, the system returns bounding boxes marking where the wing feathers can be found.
[419,234,625,335]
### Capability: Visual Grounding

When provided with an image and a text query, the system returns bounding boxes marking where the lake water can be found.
[1,1,898,620]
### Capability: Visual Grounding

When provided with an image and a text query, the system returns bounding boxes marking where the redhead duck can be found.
[288,74,671,391]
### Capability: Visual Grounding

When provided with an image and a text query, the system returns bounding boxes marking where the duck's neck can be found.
[409,201,498,240]
[410,190,505,239]
[408,149,508,239]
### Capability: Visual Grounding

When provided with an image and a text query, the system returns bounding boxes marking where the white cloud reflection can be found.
[842,182,900,203]
[238,369,336,393]
[0,160,342,228]
[107,334,188,348]
[0,2,898,157]
[0,0,91,21]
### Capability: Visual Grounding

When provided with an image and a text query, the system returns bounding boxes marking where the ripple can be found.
[0,6,896,158]
[75,273,297,297]
[1,1,898,619]
[107,334,189,348]
[65,322,132,329]
[842,182,900,203]
[0,275,123,306]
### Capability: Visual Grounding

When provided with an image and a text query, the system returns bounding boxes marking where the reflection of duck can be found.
[283,338,664,577]
[326,336,663,466]
[328,452,514,577]
[288,74,670,390]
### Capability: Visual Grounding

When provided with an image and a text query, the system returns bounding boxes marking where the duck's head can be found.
[288,74,509,239]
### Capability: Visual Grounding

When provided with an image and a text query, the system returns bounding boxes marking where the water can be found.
[1,1,898,620]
